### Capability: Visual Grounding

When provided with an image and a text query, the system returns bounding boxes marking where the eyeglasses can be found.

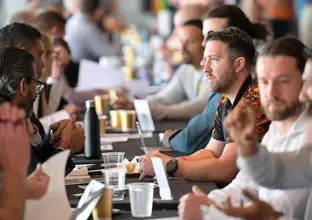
[28,78,46,94]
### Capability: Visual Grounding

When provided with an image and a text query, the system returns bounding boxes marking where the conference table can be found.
[67,119,218,219]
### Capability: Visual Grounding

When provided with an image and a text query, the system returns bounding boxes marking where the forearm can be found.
[1,169,27,220]
[184,149,215,161]
[175,158,238,182]
[237,146,312,189]
[159,91,209,119]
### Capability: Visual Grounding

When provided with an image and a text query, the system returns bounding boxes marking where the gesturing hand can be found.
[215,189,282,220]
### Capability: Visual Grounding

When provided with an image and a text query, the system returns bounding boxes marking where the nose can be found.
[267,82,279,98]
[299,83,309,103]
[202,59,211,73]
[202,38,207,47]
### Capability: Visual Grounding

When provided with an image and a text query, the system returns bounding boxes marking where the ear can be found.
[19,78,29,97]
[50,26,58,35]
[233,57,246,73]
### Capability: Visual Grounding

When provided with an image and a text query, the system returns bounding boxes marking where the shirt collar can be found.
[229,75,253,110]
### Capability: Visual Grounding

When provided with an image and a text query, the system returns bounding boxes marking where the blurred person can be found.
[34,11,67,38]
[10,10,36,25]
[65,0,121,62]
[33,10,79,87]
[299,1,312,48]
[202,5,269,52]
[0,103,30,220]
[46,37,108,109]
[146,20,211,120]
[33,34,81,132]
[0,23,85,175]
[257,0,294,39]
[163,4,270,154]
[139,27,270,183]
[179,37,310,220]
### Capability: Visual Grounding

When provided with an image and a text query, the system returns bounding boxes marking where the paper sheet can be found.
[77,59,124,91]
[151,157,172,200]
[126,79,149,98]
[24,150,72,220]
[134,99,155,132]
[76,180,105,220]
[101,136,128,143]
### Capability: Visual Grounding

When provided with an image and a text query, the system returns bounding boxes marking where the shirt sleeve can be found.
[208,171,259,205]
[87,26,121,58]
[237,145,312,189]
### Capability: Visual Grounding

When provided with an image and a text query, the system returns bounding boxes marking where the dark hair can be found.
[0,23,42,50]
[204,5,268,41]
[34,11,66,34]
[79,0,100,14]
[206,27,256,71]
[261,37,308,73]
[183,19,203,31]
[53,37,71,55]
[0,47,34,102]
[9,11,34,24]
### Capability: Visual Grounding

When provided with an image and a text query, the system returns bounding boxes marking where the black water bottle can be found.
[84,100,101,159]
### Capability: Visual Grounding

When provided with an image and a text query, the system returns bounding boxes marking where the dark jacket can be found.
[168,93,222,154]
[29,114,75,175]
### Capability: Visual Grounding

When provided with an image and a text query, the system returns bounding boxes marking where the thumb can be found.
[242,189,258,202]
[192,185,206,196]
[66,114,77,128]
[34,164,44,178]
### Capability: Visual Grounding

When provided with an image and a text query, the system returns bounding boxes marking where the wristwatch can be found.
[166,159,179,177]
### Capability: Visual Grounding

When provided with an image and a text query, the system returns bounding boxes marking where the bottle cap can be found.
[86,100,95,108]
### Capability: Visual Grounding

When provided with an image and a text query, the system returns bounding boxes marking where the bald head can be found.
[174,5,205,27]
[10,11,36,25]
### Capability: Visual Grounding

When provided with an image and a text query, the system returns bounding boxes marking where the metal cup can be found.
[120,110,136,131]
[94,95,110,116]
[92,187,113,220]
[99,116,107,135]
[110,110,122,129]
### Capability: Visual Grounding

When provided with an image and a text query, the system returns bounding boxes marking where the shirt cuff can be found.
[236,144,266,171]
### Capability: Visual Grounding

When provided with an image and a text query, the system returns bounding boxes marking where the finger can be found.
[242,189,258,202]
[66,115,77,128]
[192,185,206,196]
[139,172,146,181]
[2,102,11,121]
[10,106,20,123]
[138,155,145,163]
[50,121,61,131]
[51,120,68,139]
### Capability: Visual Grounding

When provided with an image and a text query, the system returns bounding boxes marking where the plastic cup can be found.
[127,183,154,218]
[101,169,126,201]
[102,152,125,169]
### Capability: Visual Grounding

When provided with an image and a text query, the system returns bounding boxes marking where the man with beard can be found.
[0,23,84,176]
[146,19,211,120]
[179,37,311,220]
[139,27,270,183]
[212,50,312,220]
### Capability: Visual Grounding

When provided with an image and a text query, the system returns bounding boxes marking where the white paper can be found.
[25,150,72,220]
[126,79,149,98]
[101,143,113,151]
[76,180,105,220]
[77,59,124,91]
[101,136,128,143]
[134,99,155,132]
[40,110,70,134]
[102,132,153,139]
[151,157,172,200]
